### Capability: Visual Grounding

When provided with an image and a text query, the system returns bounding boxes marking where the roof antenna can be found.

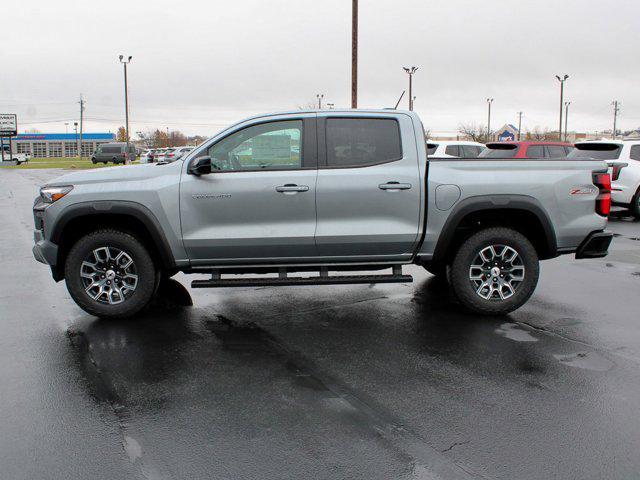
[393,90,406,109]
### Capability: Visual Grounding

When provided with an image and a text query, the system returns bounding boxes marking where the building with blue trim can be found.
[9,133,115,157]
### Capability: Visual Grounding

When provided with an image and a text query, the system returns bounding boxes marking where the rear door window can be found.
[526,145,545,158]
[325,118,402,168]
[445,145,460,157]
[462,145,482,158]
[546,145,567,159]
[630,145,640,161]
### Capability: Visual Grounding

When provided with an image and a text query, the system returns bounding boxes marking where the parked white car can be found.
[153,148,170,162]
[569,139,640,218]
[426,141,485,158]
[139,149,153,163]
[164,146,193,162]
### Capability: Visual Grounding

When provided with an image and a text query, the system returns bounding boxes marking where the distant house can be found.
[496,124,519,141]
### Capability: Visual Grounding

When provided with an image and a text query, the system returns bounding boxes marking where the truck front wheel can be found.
[450,227,539,315]
[64,230,157,318]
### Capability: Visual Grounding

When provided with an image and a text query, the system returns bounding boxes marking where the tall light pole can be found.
[555,74,569,141]
[486,98,494,141]
[517,111,523,141]
[64,122,69,134]
[403,67,418,110]
[351,0,358,108]
[119,55,132,164]
[612,100,620,139]
[316,94,324,109]
[564,101,571,141]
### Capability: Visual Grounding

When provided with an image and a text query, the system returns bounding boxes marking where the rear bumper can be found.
[575,231,613,259]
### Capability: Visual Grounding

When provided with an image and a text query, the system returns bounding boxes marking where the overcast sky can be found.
[2,0,639,136]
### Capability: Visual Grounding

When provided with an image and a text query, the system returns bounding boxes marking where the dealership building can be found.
[7,133,115,158]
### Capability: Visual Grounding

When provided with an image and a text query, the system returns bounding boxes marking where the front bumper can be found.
[32,229,58,265]
[575,231,613,259]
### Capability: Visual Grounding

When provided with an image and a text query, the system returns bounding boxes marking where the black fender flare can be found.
[50,200,176,269]
[431,194,557,265]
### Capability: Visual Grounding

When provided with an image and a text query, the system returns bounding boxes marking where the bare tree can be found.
[526,127,554,140]
[458,123,490,143]
[424,128,432,141]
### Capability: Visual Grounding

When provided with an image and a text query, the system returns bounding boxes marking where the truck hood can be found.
[45,163,176,186]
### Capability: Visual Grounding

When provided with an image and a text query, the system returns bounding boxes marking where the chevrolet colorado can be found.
[32,110,613,318]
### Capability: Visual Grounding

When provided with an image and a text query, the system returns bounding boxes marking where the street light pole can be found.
[316,94,324,109]
[486,99,492,140]
[555,74,569,141]
[564,101,571,141]
[612,100,620,139]
[351,0,358,108]
[119,55,133,164]
[403,67,418,110]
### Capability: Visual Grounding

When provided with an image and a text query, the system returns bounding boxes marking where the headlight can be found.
[40,185,73,203]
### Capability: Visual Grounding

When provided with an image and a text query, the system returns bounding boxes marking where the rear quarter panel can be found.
[419,159,609,257]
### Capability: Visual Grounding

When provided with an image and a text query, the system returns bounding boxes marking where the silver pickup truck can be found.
[32,110,613,318]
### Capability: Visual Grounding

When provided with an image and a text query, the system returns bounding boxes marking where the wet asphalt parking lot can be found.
[1,169,639,480]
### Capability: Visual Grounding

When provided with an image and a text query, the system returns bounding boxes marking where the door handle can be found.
[379,182,412,191]
[276,184,309,193]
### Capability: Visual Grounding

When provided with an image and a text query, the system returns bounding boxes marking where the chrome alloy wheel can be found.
[80,247,138,304]
[469,245,525,301]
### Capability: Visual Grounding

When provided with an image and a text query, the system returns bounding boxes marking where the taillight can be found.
[593,172,611,216]
[610,162,628,181]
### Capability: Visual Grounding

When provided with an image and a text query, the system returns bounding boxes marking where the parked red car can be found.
[479,141,574,159]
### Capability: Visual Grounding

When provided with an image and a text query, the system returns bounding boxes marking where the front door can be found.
[314,114,422,260]
[180,117,318,265]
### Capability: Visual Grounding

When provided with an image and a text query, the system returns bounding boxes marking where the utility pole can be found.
[351,0,358,108]
[564,101,571,141]
[517,111,523,141]
[486,98,492,141]
[78,95,84,160]
[119,55,132,163]
[612,100,620,139]
[403,67,418,110]
[74,122,79,158]
[64,122,69,134]
[316,94,324,109]
[555,74,569,141]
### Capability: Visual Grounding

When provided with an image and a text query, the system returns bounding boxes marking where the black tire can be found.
[64,230,157,318]
[450,227,539,315]
[631,189,640,220]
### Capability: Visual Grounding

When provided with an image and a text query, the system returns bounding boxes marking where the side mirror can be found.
[188,156,212,176]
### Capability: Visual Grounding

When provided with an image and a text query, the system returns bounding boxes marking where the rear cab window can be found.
[426,143,438,155]
[479,143,520,158]
[324,118,402,168]
[526,145,545,158]
[546,145,568,159]
[567,143,622,160]
[444,145,460,157]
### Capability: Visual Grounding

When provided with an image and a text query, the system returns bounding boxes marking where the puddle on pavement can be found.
[495,323,539,342]
[123,435,143,463]
[553,352,614,372]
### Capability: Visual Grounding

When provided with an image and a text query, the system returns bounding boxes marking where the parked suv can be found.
[91,142,136,165]
[426,141,485,158]
[569,139,640,218]
[32,110,612,318]
[480,141,573,159]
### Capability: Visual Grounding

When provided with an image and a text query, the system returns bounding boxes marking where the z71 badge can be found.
[570,187,597,195]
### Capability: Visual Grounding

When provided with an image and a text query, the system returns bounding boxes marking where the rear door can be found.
[314,113,421,260]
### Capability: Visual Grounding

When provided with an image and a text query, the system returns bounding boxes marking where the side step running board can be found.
[191,266,412,289]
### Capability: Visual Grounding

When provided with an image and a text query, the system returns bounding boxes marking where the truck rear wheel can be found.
[450,227,539,315]
[64,230,157,318]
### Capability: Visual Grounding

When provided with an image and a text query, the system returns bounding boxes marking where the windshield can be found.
[479,144,519,158]
[567,143,622,160]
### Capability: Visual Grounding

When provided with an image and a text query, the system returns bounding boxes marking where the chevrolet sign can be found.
[0,114,17,136]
